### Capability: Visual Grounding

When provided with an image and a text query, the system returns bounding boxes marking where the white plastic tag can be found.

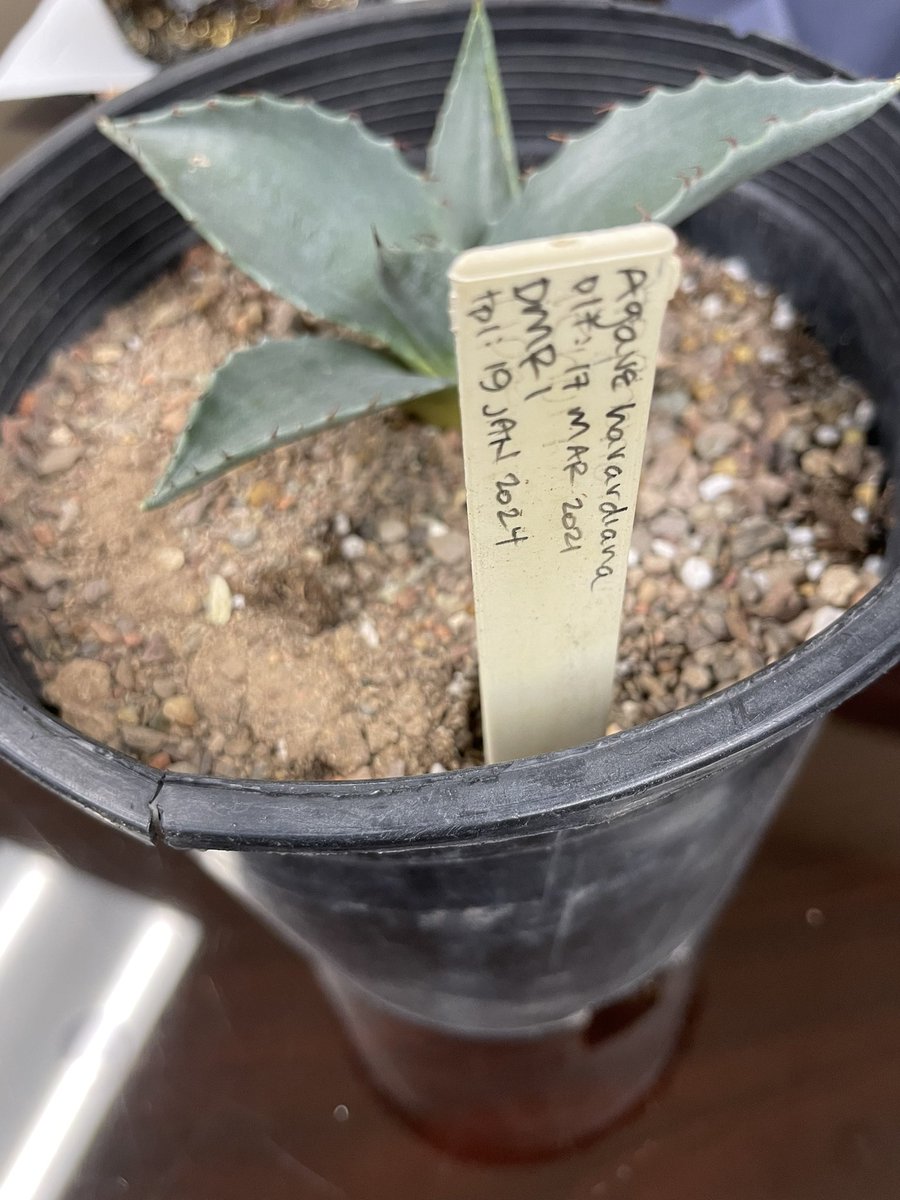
[450,224,679,762]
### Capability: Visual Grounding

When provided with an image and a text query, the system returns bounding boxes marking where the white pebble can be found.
[787,525,816,547]
[771,295,796,331]
[232,593,246,610]
[851,506,869,526]
[358,618,380,649]
[854,398,876,430]
[448,672,469,699]
[628,547,641,567]
[333,512,351,537]
[863,555,885,579]
[814,425,840,448]
[757,344,784,366]
[680,556,714,591]
[723,257,750,282]
[58,498,80,533]
[806,605,844,639]
[650,538,677,560]
[429,763,447,774]
[698,473,734,502]
[679,273,698,294]
[48,424,74,447]
[340,534,367,561]
[806,559,826,582]
[427,518,449,538]
[700,293,724,319]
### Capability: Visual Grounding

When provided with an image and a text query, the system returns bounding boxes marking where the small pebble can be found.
[227,526,258,549]
[723,257,750,282]
[155,546,185,573]
[120,725,168,754]
[358,618,380,649]
[814,425,841,448]
[731,517,786,560]
[682,662,713,691]
[757,344,784,366]
[771,295,796,331]
[163,694,199,726]
[22,558,67,591]
[340,534,367,561]
[680,556,714,591]
[114,659,135,689]
[169,760,201,774]
[333,512,352,537]
[429,529,469,565]
[787,526,816,548]
[698,473,734,502]
[817,564,859,607]
[854,398,876,429]
[806,559,826,583]
[695,422,740,462]
[35,445,82,476]
[81,579,110,605]
[806,605,845,639]
[377,517,409,545]
[654,389,690,416]
[245,479,280,508]
[141,632,171,663]
[205,574,232,626]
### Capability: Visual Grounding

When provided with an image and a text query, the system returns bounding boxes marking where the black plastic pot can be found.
[1,0,900,1156]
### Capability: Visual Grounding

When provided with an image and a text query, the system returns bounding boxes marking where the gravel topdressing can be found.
[0,243,888,781]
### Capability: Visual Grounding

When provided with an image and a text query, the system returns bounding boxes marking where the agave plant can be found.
[100,1,899,509]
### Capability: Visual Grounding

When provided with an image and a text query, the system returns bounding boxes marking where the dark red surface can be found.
[1,710,898,1200]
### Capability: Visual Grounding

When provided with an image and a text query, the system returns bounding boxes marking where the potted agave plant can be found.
[1,0,899,1158]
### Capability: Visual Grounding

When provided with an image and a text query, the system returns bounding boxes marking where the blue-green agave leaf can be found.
[428,0,519,248]
[374,235,456,377]
[146,337,453,508]
[492,73,900,241]
[100,96,448,367]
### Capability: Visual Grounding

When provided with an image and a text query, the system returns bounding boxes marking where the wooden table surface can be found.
[0,4,898,1197]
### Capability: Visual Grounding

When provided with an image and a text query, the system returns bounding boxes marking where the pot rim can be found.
[1,0,898,851]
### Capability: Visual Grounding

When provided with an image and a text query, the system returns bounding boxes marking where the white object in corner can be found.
[0,0,158,101]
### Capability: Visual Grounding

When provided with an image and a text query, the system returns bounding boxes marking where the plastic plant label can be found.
[450,224,679,763]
